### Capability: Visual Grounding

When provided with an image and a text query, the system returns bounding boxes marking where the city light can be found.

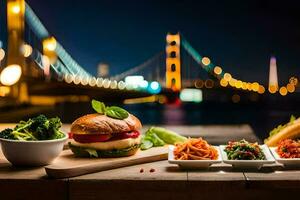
[201,57,211,66]
[125,75,144,89]
[179,89,202,103]
[224,73,232,81]
[148,81,161,94]
[73,75,81,85]
[11,4,21,14]
[287,83,295,93]
[0,86,10,97]
[80,76,89,85]
[289,77,298,86]
[88,77,97,87]
[110,80,118,89]
[21,44,33,57]
[229,78,236,87]
[64,74,74,84]
[268,85,277,94]
[96,78,103,87]
[242,82,247,90]
[279,86,288,96]
[251,82,259,92]
[117,81,126,90]
[213,66,222,75]
[43,37,57,51]
[0,64,22,86]
[235,80,243,89]
[220,79,228,87]
[139,80,149,89]
[258,85,265,94]
[103,79,111,88]
[0,48,5,61]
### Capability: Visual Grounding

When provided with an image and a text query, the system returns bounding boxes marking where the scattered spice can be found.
[149,168,155,173]
[139,168,144,173]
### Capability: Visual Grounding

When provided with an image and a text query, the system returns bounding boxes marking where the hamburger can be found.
[69,113,142,158]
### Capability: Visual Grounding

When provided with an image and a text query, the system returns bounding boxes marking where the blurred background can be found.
[0,0,299,140]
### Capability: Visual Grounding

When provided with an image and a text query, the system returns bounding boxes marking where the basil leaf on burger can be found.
[105,106,129,120]
[69,100,142,158]
[91,100,129,120]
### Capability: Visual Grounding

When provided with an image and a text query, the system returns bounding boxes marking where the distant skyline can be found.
[1,0,300,85]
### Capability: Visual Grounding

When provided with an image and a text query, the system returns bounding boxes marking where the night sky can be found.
[3,0,300,84]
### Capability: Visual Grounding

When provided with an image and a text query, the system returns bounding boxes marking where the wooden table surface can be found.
[0,124,299,200]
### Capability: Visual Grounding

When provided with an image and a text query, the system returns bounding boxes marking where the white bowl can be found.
[0,134,68,166]
[168,145,222,169]
[269,147,300,167]
[220,144,275,169]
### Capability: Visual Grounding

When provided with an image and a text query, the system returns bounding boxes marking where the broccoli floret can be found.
[0,128,14,139]
[48,117,64,139]
[0,115,64,141]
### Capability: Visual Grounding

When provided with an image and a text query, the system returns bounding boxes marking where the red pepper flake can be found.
[139,168,144,173]
[149,168,155,173]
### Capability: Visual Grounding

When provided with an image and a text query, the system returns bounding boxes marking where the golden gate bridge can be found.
[0,0,299,108]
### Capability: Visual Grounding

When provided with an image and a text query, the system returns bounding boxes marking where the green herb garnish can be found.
[91,100,106,114]
[91,100,129,120]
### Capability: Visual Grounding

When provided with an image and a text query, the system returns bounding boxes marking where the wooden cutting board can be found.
[45,146,168,179]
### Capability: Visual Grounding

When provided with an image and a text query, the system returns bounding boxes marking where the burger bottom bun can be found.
[69,143,140,158]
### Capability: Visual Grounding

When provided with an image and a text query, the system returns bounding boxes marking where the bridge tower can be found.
[166,33,181,91]
[5,0,28,102]
[268,56,279,93]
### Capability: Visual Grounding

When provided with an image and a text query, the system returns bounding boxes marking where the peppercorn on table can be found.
[1,124,300,200]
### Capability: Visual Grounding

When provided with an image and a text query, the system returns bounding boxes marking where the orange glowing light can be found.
[201,57,211,66]
[11,4,21,14]
[258,85,265,94]
[0,48,5,61]
[235,80,243,89]
[251,82,259,92]
[287,83,295,93]
[43,37,57,51]
[246,82,252,90]
[279,86,288,96]
[220,79,228,87]
[242,82,247,90]
[0,86,11,97]
[268,85,277,93]
[229,78,236,87]
[213,66,222,75]
[224,73,232,81]
[289,77,298,86]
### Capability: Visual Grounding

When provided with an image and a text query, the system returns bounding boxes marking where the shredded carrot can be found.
[173,138,218,160]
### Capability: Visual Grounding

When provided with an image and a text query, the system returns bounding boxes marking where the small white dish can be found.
[220,144,275,169]
[0,134,68,166]
[269,147,300,167]
[168,145,222,169]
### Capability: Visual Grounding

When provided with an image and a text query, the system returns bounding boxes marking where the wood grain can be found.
[45,146,168,178]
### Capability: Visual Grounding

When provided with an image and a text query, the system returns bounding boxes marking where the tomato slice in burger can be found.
[72,133,112,143]
[111,131,140,140]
